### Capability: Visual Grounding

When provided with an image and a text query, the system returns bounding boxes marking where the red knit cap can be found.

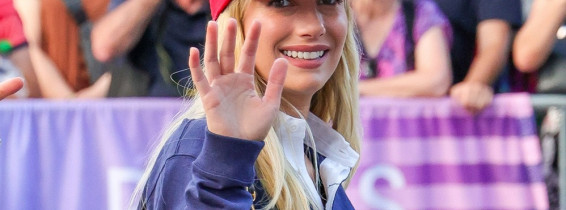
[210,0,232,20]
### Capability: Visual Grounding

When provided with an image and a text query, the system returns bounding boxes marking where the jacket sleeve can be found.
[185,129,264,209]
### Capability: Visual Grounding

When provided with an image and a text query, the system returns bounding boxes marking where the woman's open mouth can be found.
[282,50,326,60]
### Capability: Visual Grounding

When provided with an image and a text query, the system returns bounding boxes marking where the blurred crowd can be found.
[1,0,565,113]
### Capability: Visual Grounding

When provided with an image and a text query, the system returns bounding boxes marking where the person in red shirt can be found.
[0,0,41,98]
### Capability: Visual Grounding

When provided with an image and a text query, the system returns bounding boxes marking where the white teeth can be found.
[309,52,317,58]
[282,50,325,60]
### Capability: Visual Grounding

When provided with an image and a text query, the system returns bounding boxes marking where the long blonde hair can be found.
[132,0,361,209]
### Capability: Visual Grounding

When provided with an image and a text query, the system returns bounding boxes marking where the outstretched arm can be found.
[513,0,566,72]
[16,0,80,98]
[359,26,452,97]
[91,0,162,62]
[450,19,512,114]
[16,0,111,98]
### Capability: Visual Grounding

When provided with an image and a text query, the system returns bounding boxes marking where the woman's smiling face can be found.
[243,0,348,103]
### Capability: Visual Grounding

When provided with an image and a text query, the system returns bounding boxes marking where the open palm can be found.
[188,19,288,141]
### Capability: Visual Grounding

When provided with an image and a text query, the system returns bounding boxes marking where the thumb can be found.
[263,58,288,106]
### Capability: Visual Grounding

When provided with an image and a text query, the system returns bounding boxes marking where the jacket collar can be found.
[275,112,359,209]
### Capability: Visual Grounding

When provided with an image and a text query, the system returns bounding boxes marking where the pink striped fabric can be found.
[346,93,548,209]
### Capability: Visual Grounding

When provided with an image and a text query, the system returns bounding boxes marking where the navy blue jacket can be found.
[139,118,355,209]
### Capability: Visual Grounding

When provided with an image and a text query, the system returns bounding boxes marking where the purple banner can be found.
[346,93,548,210]
[0,94,548,210]
[0,98,182,210]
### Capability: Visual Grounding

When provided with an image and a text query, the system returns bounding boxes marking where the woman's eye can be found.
[318,0,343,5]
[269,0,292,7]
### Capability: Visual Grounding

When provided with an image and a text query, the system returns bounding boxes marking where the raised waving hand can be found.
[189,19,288,141]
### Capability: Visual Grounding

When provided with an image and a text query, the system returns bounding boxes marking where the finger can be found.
[463,87,482,114]
[237,20,262,74]
[484,89,494,107]
[464,93,479,113]
[220,18,237,75]
[449,86,465,106]
[451,86,475,114]
[471,84,494,114]
[189,47,211,95]
[466,105,479,115]
[476,87,493,112]
[0,77,24,100]
[204,21,221,83]
[475,99,488,113]
[470,84,488,111]
[263,58,288,106]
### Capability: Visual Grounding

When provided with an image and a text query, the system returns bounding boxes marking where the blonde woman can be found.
[133,0,362,209]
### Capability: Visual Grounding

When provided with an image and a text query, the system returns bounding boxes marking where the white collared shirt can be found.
[275,112,359,210]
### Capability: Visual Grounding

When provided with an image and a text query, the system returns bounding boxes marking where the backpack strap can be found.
[356,28,379,78]
[61,0,88,25]
[401,0,416,69]
[155,2,174,85]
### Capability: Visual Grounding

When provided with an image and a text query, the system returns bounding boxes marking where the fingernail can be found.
[276,58,288,64]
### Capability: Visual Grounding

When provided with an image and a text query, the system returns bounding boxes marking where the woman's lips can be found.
[280,50,329,69]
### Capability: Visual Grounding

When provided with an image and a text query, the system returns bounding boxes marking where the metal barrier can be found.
[531,94,566,210]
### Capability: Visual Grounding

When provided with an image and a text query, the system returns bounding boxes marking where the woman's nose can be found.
[297,9,327,38]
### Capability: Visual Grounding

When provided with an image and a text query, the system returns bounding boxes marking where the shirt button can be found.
[290,125,297,132]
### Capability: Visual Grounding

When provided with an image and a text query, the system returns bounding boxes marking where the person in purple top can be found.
[132,0,363,209]
[356,0,453,97]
